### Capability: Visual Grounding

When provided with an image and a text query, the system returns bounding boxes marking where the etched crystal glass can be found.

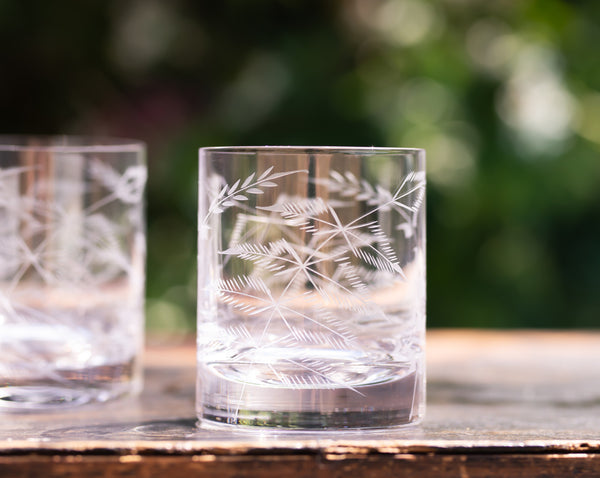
[197,147,426,430]
[0,136,146,410]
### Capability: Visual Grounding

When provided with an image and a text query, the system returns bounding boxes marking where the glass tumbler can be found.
[197,147,425,430]
[0,136,146,410]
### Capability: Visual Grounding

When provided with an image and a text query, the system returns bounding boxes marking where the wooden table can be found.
[2,330,600,477]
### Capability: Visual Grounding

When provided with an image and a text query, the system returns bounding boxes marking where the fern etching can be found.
[200,164,425,391]
[0,163,146,293]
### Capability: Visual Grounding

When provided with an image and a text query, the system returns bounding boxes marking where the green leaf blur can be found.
[2,0,599,330]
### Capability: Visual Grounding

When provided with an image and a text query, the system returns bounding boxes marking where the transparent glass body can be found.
[0,136,146,410]
[197,147,426,430]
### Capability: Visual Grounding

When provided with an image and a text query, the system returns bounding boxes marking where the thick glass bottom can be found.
[0,360,139,411]
[197,362,423,430]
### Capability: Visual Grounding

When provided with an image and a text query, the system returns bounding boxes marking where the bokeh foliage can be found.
[1,0,599,331]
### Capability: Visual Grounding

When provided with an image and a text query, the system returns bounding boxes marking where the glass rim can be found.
[200,146,425,155]
[0,135,145,153]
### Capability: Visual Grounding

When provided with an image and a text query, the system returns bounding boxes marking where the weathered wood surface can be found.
[1,329,600,477]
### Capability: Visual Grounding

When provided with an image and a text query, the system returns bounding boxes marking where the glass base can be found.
[0,360,140,412]
[0,383,137,411]
[197,365,423,430]
[0,386,101,410]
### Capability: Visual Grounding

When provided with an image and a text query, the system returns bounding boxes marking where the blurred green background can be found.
[1,0,599,333]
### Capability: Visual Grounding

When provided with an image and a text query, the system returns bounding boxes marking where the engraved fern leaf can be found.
[277,357,365,394]
[217,275,273,315]
[280,326,355,350]
[205,167,308,219]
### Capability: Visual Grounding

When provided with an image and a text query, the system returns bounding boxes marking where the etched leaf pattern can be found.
[0,163,146,291]
[322,170,426,238]
[202,166,425,391]
[203,166,308,219]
